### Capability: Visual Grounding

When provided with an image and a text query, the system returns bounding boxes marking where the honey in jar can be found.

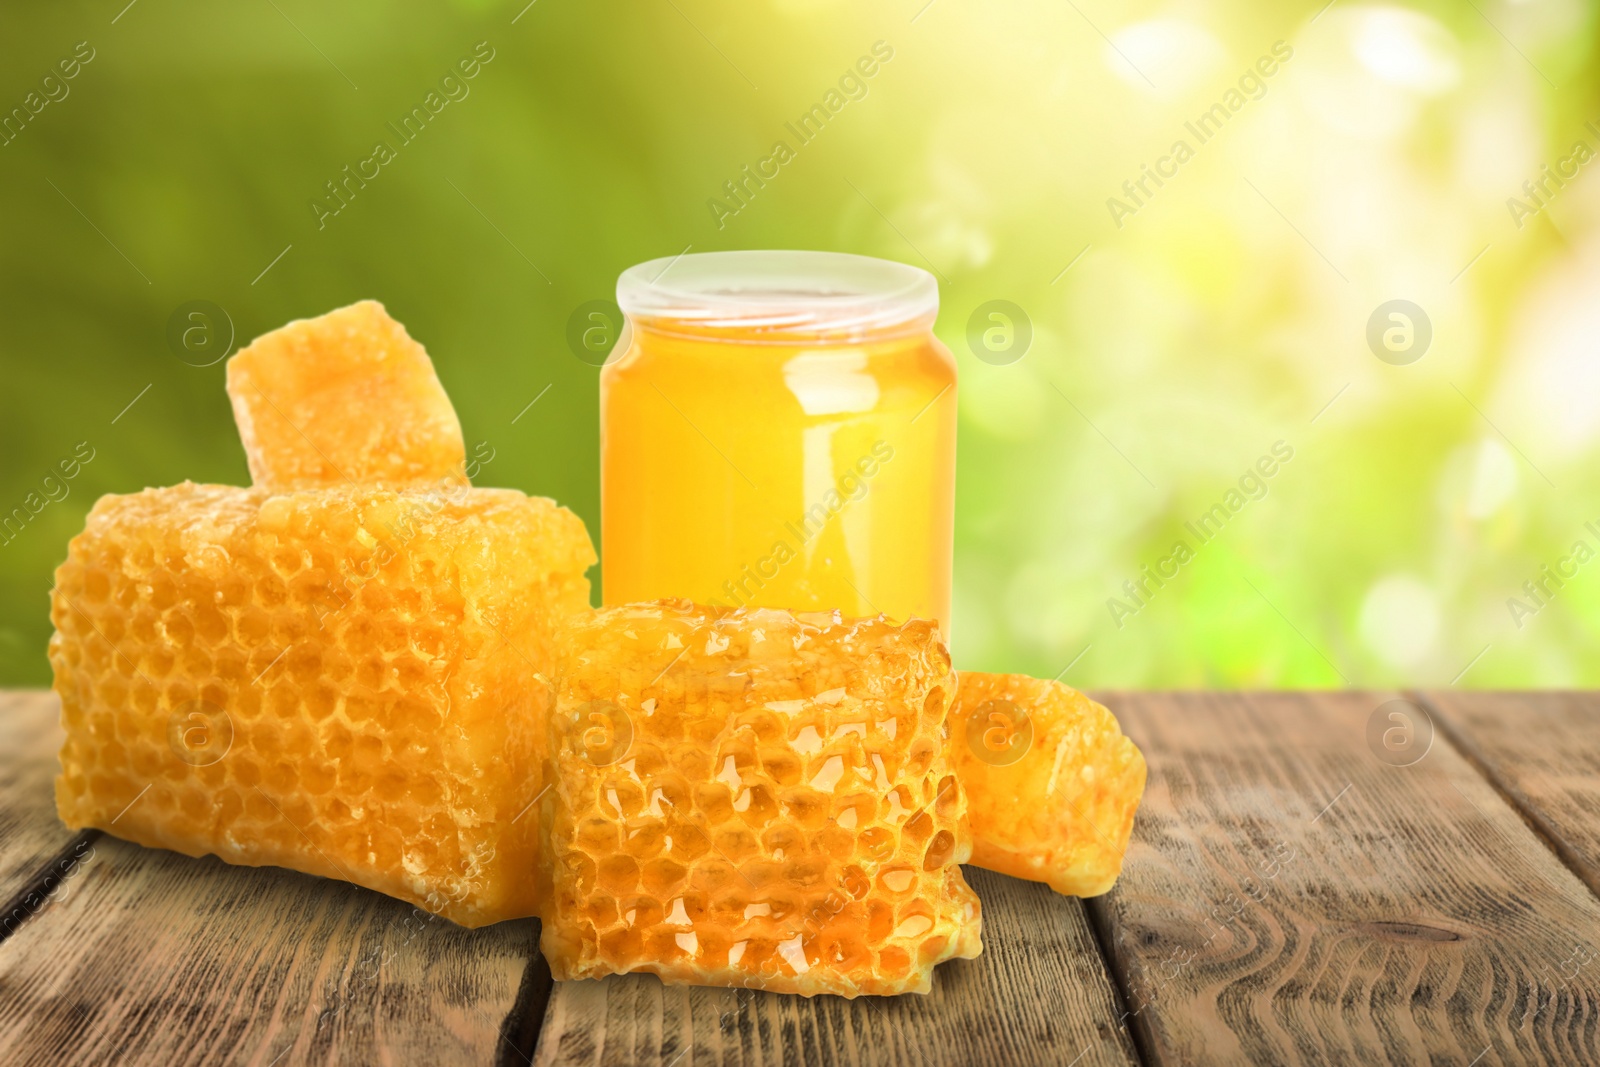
[601,251,957,637]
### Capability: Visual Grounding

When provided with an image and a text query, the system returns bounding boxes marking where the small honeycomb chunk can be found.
[226,301,466,490]
[50,481,595,927]
[951,672,1144,898]
[542,601,981,997]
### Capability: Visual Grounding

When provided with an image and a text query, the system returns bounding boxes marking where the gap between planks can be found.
[1413,690,1600,902]
[1090,691,1600,1066]
[499,929,556,1067]
[0,830,100,948]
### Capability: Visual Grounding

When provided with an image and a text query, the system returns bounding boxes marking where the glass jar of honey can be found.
[601,250,957,638]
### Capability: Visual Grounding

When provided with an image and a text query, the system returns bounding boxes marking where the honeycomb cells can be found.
[950,672,1146,898]
[50,480,595,927]
[542,601,982,997]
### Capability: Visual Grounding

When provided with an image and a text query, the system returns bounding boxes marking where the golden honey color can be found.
[949,672,1146,898]
[541,600,981,996]
[52,304,598,928]
[601,252,957,637]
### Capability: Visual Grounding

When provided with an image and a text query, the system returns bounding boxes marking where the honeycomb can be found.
[541,601,982,997]
[951,672,1145,898]
[225,300,466,490]
[50,480,595,927]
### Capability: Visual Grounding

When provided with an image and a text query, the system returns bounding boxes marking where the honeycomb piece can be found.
[951,672,1145,898]
[541,601,981,997]
[50,480,595,927]
[226,301,466,490]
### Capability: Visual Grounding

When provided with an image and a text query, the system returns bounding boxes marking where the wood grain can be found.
[1421,691,1600,897]
[0,834,540,1066]
[0,691,86,928]
[1089,691,1600,1067]
[5,689,1599,1066]
[533,867,1138,1067]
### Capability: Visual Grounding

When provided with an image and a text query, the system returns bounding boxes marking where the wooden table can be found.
[2,691,1597,1066]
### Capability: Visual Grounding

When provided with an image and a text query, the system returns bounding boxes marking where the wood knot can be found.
[1352,920,1465,943]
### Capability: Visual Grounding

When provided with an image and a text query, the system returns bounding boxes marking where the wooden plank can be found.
[1421,691,1600,896]
[1090,691,1600,1066]
[533,867,1139,1067]
[0,691,85,925]
[0,832,540,1065]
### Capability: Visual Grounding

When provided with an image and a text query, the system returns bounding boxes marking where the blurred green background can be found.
[2,0,1597,689]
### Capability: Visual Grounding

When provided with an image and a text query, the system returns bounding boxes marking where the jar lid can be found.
[617,250,938,340]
